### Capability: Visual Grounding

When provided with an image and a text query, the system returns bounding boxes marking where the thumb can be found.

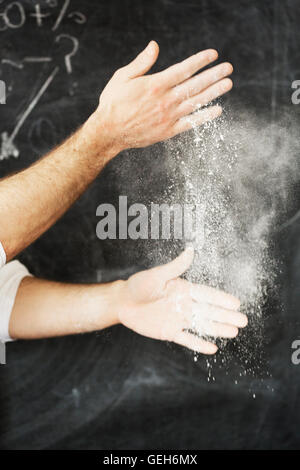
[128,246,194,303]
[125,41,159,79]
[155,246,194,284]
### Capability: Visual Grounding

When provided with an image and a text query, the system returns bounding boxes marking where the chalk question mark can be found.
[55,34,79,74]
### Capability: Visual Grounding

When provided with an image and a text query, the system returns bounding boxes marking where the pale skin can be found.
[11,247,247,354]
[1,41,247,353]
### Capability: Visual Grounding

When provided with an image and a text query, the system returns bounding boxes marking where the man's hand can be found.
[0,41,233,262]
[88,41,233,152]
[117,247,247,354]
[11,247,247,355]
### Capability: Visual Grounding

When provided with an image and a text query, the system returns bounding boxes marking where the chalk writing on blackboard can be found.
[1,67,59,159]
[0,79,5,104]
[55,34,79,74]
[0,1,87,160]
[0,0,87,31]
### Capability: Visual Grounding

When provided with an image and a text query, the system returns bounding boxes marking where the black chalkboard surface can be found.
[0,0,300,450]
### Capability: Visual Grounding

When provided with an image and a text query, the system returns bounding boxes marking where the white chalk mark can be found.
[11,66,59,141]
[279,209,300,231]
[0,67,59,160]
[1,58,23,69]
[68,11,86,25]
[23,57,53,63]
[271,0,279,119]
[3,1,26,29]
[0,80,5,104]
[52,0,70,31]
[55,34,78,74]
[30,4,51,27]
[46,0,57,7]
[0,132,19,160]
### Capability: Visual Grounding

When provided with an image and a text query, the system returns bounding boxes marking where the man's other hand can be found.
[88,41,233,153]
[116,247,247,354]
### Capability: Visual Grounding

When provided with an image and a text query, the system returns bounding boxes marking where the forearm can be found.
[9,275,124,340]
[0,113,119,261]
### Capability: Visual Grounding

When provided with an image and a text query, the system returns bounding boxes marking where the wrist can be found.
[109,279,127,325]
[82,111,124,164]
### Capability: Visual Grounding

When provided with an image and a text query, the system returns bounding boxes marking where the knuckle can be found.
[161,96,173,112]
[189,99,201,111]
[157,103,170,123]
[171,85,184,101]
[150,83,161,96]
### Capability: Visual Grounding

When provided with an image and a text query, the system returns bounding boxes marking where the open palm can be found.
[118,248,247,354]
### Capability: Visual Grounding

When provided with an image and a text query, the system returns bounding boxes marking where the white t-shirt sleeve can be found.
[0,260,31,343]
[0,241,6,269]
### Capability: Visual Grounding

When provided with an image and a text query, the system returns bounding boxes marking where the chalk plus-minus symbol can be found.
[30,4,51,27]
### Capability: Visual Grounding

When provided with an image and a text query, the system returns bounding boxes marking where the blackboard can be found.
[0,0,300,450]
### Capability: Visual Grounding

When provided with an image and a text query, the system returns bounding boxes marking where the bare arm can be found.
[10,249,247,354]
[0,41,233,261]
[10,275,121,339]
[0,124,117,261]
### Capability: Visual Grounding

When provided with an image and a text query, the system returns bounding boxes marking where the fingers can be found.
[183,303,246,339]
[155,246,194,282]
[158,49,218,88]
[190,284,241,311]
[208,323,238,338]
[173,330,218,354]
[176,78,233,118]
[171,105,222,137]
[172,62,233,101]
[195,319,239,339]
[204,304,248,328]
[122,40,159,79]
